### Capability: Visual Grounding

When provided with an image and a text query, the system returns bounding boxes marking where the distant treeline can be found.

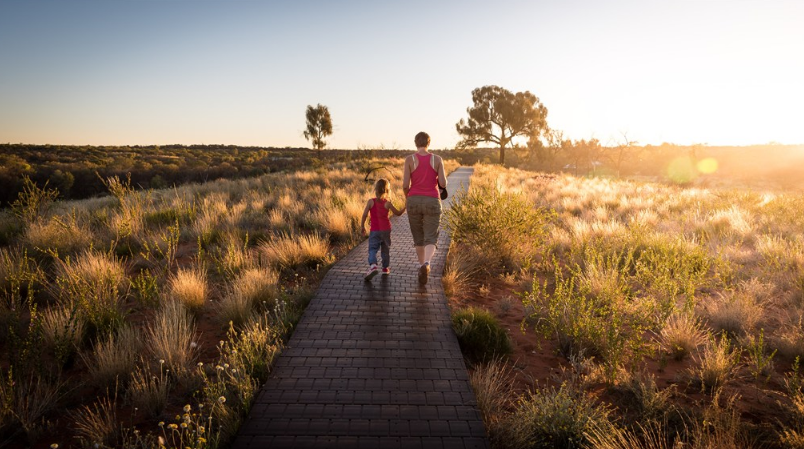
[3,142,803,207]
[0,144,417,206]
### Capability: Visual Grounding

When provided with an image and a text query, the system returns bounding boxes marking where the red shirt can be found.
[407,153,439,198]
[369,198,392,231]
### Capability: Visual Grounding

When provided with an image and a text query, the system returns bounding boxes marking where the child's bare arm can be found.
[360,199,373,235]
[387,202,406,216]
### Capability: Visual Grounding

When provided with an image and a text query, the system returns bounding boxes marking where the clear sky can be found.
[1,0,802,149]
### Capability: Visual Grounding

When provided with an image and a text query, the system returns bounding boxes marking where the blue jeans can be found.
[368,230,391,268]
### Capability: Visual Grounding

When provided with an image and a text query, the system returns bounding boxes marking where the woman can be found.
[402,131,447,285]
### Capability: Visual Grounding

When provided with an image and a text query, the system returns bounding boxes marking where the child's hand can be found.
[362,227,368,237]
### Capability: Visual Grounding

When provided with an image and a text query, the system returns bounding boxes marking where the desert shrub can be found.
[257,232,332,272]
[658,311,706,361]
[83,325,141,389]
[616,371,677,423]
[169,266,208,313]
[146,300,198,377]
[690,333,741,393]
[496,382,614,449]
[445,185,554,273]
[10,175,59,226]
[524,265,653,381]
[451,307,513,364]
[632,236,714,312]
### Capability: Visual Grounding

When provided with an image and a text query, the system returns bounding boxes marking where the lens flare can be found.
[667,157,698,184]
[697,158,718,174]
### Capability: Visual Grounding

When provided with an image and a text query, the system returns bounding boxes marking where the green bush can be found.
[445,185,554,273]
[496,382,613,449]
[451,307,513,364]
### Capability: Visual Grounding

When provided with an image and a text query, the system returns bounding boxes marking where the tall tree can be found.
[455,85,548,164]
[304,104,333,150]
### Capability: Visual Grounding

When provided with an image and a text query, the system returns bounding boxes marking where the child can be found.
[360,178,406,281]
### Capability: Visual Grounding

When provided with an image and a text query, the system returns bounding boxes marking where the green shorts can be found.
[406,195,442,246]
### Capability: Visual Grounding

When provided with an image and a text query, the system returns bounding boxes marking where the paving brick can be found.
[232,168,488,447]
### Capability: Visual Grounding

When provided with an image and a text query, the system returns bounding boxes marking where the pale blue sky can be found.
[1,0,802,148]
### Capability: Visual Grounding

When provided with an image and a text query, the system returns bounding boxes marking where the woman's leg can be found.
[415,245,425,264]
[424,244,436,263]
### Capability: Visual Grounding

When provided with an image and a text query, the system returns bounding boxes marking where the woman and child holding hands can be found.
[360,131,448,284]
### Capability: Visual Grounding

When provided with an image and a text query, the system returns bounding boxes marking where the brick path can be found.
[232,167,488,448]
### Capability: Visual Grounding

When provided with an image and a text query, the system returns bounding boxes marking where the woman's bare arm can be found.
[437,156,447,187]
[402,155,412,195]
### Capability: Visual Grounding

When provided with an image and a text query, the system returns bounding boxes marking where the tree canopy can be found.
[304,104,333,150]
[455,85,548,164]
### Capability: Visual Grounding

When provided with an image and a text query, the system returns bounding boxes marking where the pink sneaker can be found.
[364,265,379,281]
[382,267,391,275]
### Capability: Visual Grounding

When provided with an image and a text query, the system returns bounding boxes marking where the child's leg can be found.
[380,231,391,269]
[367,232,380,267]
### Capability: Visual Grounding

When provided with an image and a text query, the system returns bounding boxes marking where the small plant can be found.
[744,328,776,384]
[451,307,513,364]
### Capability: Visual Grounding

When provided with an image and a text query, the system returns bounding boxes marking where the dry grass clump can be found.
[312,206,352,241]
[24,214,92,255]
[689,334,741,393]
[659,312,707,361]
[146,300,198,377]
[258,232,332,271]
[41,305,86,365]
[83,324,141,388]
[442,244,485,298]
[773,313,804,360]
[0,372,64,441]
[72,394,120,448]
[127,363,170,418]
[219,267,279,327]
[706,280,767,337]
[169,266,208,313]
[469,360,515,432]
[53,250,127,336]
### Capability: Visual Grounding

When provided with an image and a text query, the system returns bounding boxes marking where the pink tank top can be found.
[407,154,439,198]
[369,198,392,231]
